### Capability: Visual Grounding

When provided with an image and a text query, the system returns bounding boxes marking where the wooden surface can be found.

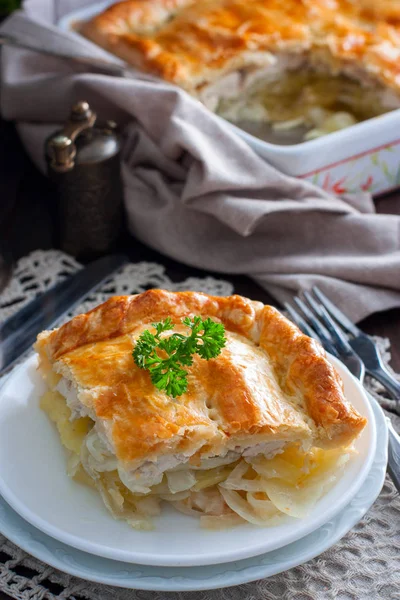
[0,117,399,598]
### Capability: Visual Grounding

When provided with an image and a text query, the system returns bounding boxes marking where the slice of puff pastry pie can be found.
[80,0,400,139]
[35,290,367,529]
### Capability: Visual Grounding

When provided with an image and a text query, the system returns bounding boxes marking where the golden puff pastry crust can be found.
[35,290,366,469]
[80,0,400,96]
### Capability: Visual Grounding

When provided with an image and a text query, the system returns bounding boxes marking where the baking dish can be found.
[228,112,400,197]
[59,1,400,197]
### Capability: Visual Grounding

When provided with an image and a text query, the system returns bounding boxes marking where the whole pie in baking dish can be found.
[35,290,366,529]
[80,0,400,140]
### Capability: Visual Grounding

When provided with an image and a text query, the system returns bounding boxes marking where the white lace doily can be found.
[0,250,399,600]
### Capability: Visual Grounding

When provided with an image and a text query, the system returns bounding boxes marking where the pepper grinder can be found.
[45,101,124,260]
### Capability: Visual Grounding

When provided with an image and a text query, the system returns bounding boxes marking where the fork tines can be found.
[284,286,365,379]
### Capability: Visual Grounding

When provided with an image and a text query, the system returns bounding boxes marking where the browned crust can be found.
[35,290,367,457]
[35,290,260,360]
[259,305,367,448]
[80,0,400,94]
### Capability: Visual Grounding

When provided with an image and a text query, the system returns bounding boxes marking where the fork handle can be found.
[368,367,400,401]
[387,419,400,493]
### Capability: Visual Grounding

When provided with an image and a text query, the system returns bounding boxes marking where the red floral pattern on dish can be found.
[301,141,400,196]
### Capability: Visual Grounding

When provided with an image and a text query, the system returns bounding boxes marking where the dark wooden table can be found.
[0,117,399,599]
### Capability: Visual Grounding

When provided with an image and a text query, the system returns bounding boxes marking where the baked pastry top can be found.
[35,290,366,472]
[80,0,400,96]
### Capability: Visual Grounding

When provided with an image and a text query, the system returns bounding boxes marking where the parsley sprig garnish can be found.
[132,316,226,398]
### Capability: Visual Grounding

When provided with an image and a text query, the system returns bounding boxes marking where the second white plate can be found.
[0,354,375,567]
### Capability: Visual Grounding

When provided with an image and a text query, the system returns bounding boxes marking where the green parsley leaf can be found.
[132,316,226,397]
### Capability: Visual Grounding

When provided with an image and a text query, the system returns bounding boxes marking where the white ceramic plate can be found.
[0,355,375,567]
[0,396,387,591]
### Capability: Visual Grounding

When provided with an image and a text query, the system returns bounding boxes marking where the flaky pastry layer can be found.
[35,291,366,473]
[80,0,400,98]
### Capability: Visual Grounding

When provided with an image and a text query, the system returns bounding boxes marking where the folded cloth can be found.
[1,3,400,322]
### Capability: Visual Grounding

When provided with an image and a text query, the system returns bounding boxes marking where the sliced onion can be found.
[117,466,153,495]
[191,488,226,515]
[193,466,234,491]
[66,453,81,477]
[108,486,124,509]
[320,111,357,132]
[88,455,118,472]
[134,496,161,517]
[86,429,107,462]
[226,460,249,481]
[85,429,118,471]
[160,491,191,502]
[272,117,305,130]
[166,470,197,493]
[263,478,324,518]
[219,459,269,492]
[77,414,353,530]
[220,477,267,492]
[304,128,325,141]
[248,456,300,483]
[219,488,270,526]
[246,493,279,520]
[263,453,349,519]
[81,444,156,527]
[148,480,170,495]
[171,501,204,518]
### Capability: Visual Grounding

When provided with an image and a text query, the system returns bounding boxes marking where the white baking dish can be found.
[59,2,400,197]
[228,112,400,197]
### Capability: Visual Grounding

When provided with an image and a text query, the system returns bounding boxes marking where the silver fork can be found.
[312,286,400,400]
[285,288,400,493]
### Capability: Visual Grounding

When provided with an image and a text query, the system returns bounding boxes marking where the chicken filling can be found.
[203,61,400,141]
[40,376,352,530]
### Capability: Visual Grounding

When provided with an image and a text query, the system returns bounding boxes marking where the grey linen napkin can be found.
[1,4,400,322]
